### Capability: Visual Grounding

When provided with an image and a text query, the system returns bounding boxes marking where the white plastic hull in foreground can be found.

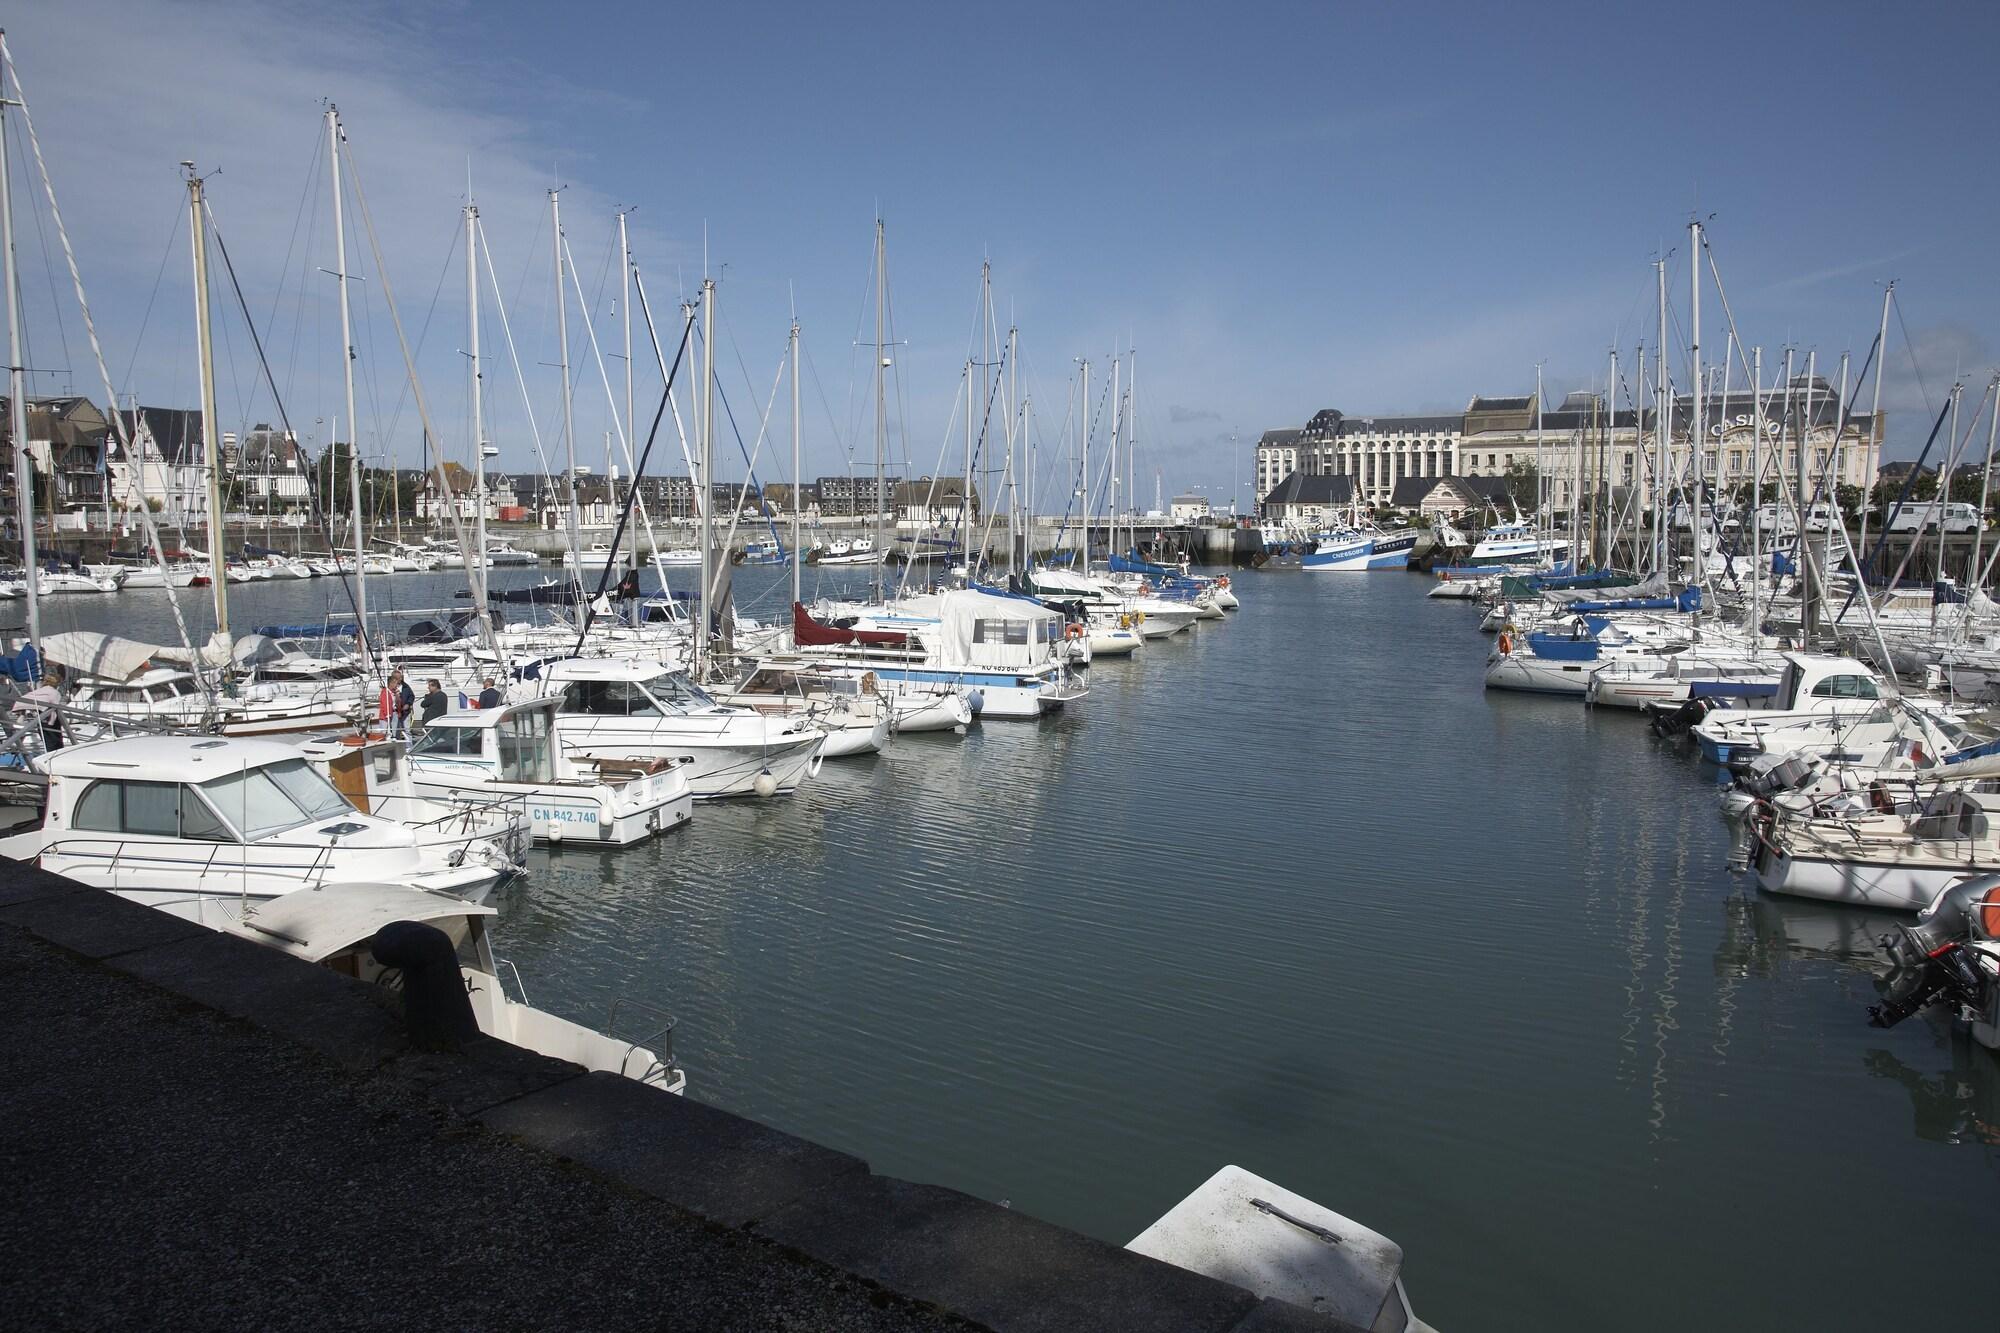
[559,733,824,799]
[1483,654,1592,695]
[1755,847,1972,913]
[819,715,889,758]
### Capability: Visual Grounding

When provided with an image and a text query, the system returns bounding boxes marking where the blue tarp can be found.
[1772,550,1796,576]
[1111,551,1173,577]
[0,643,40,682]
[255,623,358,638]
[1526,632,1600,662]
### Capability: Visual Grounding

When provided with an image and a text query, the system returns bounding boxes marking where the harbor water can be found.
[29,564,2000,1330]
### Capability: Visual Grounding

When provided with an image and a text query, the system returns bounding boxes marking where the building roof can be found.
[1467,395,1533,412]
[1261,470,1353,508]
[118,407,205,465]
[1257,428,1303,448]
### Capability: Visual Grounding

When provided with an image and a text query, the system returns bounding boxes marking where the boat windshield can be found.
[199,759,357,840]
[644,672,715,711]
[409,726,484,758]
[496,708,555,783]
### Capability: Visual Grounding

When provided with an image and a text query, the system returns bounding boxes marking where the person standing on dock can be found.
[13,666,64,754]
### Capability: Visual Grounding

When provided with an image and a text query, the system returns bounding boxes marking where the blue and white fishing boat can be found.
[1301,525,1420,572]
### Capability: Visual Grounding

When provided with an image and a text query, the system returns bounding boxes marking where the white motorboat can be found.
[163,880,685,1093]
[404,698,693,845]
[1690,654,1894,764]
[538,658,826,798]
[656,547,702,566]
[711,660,891,759]
[0,568,120,596]
[483,541,541,567]
[562,541,621,575]
[1749,780,2000,912]
[813,537,886,566]
[1468,519,1570,567]
[0,735,511,913]
[113,560,209,589]
[296,730,533,872]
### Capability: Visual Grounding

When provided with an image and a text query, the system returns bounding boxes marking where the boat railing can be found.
[604,995,680,1084]
[492,955,531,1005]
[39,835,345,886]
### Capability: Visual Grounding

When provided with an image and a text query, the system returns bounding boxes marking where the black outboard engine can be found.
[1869,876,2000,1029]
[1648,695,1713,738]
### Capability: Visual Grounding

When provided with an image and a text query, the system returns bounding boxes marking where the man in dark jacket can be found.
[417,679,447,730]
[476,677,503,710]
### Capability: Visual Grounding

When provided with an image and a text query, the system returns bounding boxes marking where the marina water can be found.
[39,564,2000,1329]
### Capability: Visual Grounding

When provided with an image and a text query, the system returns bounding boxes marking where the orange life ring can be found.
[1497,631,1513,655]
[1064,622,1084,641]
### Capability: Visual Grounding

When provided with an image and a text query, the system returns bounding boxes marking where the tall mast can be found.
[327,107,366,666]
[1799,351,1817,639]
[619,208,637,581]
[1855,283,1893,583]
[1654,259,1668,576]
[1969,371,2000,611]
[186,166,229,640]
[1109,355,1122,562]
[466,198,487,585]
[1689,219,1704,585]
[1006,326,1019,569]
[1750,345,1763,646]
[872,218,886,603]
[1078,359,1090,570]
[552,189,581,584]
[1533,362,1545,548]
[0,82,37,648]
[697,277,715,680]
[790,315,801,609]
[963,357,973,560]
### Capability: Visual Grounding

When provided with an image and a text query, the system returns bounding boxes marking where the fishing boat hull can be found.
[1302,531,1418,572]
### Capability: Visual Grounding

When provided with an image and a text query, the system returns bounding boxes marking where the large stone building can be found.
[1254,378,1881,517]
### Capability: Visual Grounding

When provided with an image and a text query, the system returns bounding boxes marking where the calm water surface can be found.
[37,564,2000,1329]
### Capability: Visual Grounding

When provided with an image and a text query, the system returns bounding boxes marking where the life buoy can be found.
[1217,575,1230,589]
[1496,631,1513,655]
[1118,613,1132,630]
[1869,782,1895,815]
[1064,622,1084,641]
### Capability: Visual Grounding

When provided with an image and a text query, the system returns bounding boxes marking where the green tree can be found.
[1503,458,1539,513]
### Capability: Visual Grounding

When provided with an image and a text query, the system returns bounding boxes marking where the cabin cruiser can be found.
[160,880,685,1092]
[1484,616,1685,696]
[404,697,693,843]
[1584,650,1782,710]
[1689,654,1893,764]
[710,660,890,758]
[482,540,541,567]
[795,589,1088,718]
[0,736,511,914]
[296,730,533,872]
[1019,567,1199,636]
[537,659,824,798]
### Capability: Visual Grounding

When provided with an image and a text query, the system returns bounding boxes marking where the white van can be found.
[1887,501,1984,534]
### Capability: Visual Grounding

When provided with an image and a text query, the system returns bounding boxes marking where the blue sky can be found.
[7,0,1997,511]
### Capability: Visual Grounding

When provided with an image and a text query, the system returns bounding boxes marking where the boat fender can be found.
[371,920,480,1049]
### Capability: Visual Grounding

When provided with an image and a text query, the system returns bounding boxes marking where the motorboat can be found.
[712,659,891,758]
[0,568,120,596]
[1689,654,1894,765]
[0,735,511,913]
[1468,519,1569,567]
[1747,779,2000,912]
[537,658,826,797]
[813,537,886,566]
[159,880,686,1092]
[296,730,533,872]
[404,697,694,844]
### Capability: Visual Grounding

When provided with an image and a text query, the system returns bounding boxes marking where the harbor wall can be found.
[0,860,1342,1332]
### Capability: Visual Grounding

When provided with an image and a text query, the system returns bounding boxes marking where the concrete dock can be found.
[0,860,1340,1332]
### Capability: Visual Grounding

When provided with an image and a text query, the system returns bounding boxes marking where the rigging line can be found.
[1891,290,1934,420]
[204,213,377,673]
[119,198,184,394]
[339,132,501,663]
[12,113,71,391]
[367,214,462,473]
[1,37,197,656]
[475,214,559,496]
[261,116,326,367]
[571,298,694,645]
[277,145,324,424]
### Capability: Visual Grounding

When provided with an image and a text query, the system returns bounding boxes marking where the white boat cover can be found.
[933,588,1062,670]
[38,630,161,681]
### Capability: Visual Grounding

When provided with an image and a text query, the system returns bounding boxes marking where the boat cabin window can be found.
[560,678,664,717]
[371,748,400,782]
[1809,674,1878,700]
[71,778,236,841]
[497,709,555,783]
[199,759,354,840]
[644,672,714,710]
[410,726,483,758]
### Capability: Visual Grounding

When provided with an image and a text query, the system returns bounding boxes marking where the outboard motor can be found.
[1869,876,2000,1033]
[1648,695,1713,738]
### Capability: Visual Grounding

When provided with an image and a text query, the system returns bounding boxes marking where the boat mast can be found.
[1969,371,2000,617]
[326,107,366,666]
[1532,362,1545,558]
[552,189,581,587]
[0,84,37,648]
[1603,348,1616,569]
[1855,283,1893,584]
[1109,356,1122,562]
[1750,345,1763,645]
[790,315,801,609]
[1078,358,1089,571]
[872,218,886,603]
[1006,326,1019,570]
[619,208,637,586]
[185,166,229,642]
[1799,351,1817,640]
[1689,219,1704,591]
[466,198,487,589]
[697,276,714,681]
[1654,259,1668,578]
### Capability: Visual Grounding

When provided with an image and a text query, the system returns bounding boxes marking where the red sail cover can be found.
[792,602,909,647]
